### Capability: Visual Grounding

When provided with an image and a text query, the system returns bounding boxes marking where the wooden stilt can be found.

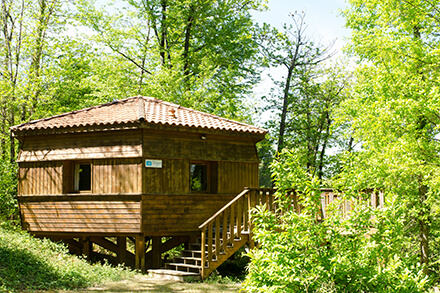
[81,237,93,261]
[117,236,127,265]
[135,235,146,272]
[152,236,161,269]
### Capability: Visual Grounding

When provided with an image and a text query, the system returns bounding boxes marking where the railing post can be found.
[229,203,235,242]
[243,192,249,231]
[201,228,206,279]
[208,222,213,264]
[248,189,255,250]
[215,217,220,256]
[222,211,227,251]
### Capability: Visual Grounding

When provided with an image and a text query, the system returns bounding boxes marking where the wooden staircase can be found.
[149,188,275,281]
[149,188,385,281]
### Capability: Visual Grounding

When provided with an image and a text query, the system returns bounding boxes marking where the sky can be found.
[249,0,351,122]
[253,0,350,51]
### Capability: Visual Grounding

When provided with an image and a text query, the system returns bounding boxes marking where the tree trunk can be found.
[159,0,168,67]
[182,4,195,85]
[277,67,293,154]
[418,181,429,276]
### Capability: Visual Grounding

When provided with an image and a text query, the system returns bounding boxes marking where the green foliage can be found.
[0,226,135,292]
[73,0,264,119]
[340,0,440,278]
[244,150,430,292]
[0,161,17,222]
[256,12,351,180]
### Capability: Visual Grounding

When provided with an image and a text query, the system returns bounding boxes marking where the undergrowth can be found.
[0,223,136,292]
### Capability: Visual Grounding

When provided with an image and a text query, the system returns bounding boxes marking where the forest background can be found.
[2,0,440,292]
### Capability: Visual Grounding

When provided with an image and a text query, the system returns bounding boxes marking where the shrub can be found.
[244,149,430,292]
[0,160,18,222]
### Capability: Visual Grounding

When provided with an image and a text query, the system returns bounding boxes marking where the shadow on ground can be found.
[62,275,242,293]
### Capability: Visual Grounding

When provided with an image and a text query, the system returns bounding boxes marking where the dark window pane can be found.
[191,164,207,192]
[78,164,91,191]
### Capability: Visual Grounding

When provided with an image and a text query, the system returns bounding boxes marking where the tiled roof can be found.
[10,96,267,136]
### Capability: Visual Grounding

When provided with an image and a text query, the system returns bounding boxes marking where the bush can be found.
[0,160,18,222]
[244,149,430,292]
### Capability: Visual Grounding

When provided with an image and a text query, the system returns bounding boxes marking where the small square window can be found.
[74,163,91,192]
[190,164,208,192]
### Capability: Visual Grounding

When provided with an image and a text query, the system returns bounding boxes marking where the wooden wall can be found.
[93,158,142,194]
[19,161,63,195]
[142,194,235,235]
[143,159,190,194]
[218,161,259,194]
[20,200,141,234]
[16,128,262,236]
[143,130,259,162]
[18,130,142,162]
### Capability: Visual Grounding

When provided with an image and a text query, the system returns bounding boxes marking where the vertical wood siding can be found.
[18,161,63,195]
[93,159,142,194]
[218,162,259,194]
[143,159,190,194]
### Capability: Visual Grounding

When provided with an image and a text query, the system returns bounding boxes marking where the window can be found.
[190,161,218,193]
[74,163,91,192]
[190,163,208,192]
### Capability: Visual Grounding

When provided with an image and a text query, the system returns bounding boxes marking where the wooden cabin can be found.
[10,96,267,280]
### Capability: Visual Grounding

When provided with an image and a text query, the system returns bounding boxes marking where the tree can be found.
[257,13,350,183]
[0,0,64,161]
[258,12,335,154]
[74,0,264,118]
[341,0,440,278]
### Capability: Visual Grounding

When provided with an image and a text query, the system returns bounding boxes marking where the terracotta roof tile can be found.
[10,96,267,136]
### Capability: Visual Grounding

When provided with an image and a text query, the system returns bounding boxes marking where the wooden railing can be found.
[198,188,385,279]
[198,188,276,279]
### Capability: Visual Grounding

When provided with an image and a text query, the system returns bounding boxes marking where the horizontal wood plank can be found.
[142,194,235,234]
[21,201,141,234]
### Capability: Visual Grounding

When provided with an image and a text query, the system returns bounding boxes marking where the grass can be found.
[0,223,243,292]
[0,223,136,292]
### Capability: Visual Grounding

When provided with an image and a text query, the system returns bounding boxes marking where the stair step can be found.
[165,262,201,274]
[166,262,201,269]
[149,269,201,282]
[173,256,202,266]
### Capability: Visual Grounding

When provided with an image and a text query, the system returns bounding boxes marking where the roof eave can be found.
[10,121,267,140]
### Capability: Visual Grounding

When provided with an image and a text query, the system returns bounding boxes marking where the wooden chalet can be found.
[10,96,269,280]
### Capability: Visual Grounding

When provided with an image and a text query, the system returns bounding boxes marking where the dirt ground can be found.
[60,275,242,293]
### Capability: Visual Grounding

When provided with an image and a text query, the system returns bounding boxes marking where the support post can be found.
[117,236,127,265]
[151,236,161,269]
[81,236,93,261]
[135,235,146,272]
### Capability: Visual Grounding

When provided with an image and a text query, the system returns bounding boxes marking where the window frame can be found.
[190,161,209,193]
[73,161,92,193]
[189,161,218,194]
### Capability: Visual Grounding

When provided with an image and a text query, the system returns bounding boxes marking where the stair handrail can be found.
[198,187,276,279]
[198,188,250,230]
